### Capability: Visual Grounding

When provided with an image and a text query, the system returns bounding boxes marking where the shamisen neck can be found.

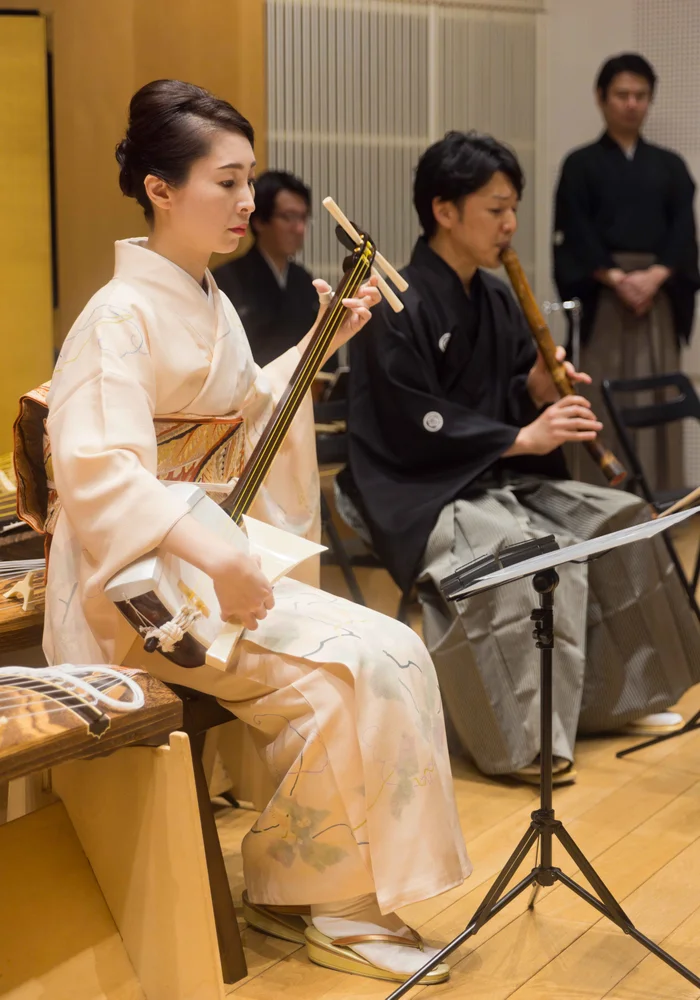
[222,239,375,523]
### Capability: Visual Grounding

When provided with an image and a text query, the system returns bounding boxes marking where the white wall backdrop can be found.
[540,0,635,328]
[267,0,544,286]
[634,0,700,378]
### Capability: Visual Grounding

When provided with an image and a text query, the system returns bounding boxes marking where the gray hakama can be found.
[419,477,700,774]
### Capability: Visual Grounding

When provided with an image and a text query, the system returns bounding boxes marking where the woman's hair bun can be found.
[115,136,136,197]
[113,79,255,220]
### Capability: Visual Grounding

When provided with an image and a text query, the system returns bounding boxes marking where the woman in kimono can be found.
[42,80,470,986]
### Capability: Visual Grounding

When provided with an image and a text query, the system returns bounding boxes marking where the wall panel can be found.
[0,13,53,451]
[267,0,541,286]
[3,0,266,347]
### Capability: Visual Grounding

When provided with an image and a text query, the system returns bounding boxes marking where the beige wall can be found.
[4,0,266,346]
[0,13,54,452]
[538,0,635,323]
[546,0,635,191]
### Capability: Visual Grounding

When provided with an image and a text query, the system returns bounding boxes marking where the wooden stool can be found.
[1,668,249,993]
[167,683,248,984]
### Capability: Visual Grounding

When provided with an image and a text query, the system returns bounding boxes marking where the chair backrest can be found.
[314,398,349,466]
[602,373,700,622]
[601,372,700,501]
[602,372,700,430]
[314,399,347,424]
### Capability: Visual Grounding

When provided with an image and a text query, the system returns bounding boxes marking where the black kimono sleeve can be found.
[504,293,540,428]
[658,155,698,271]
[553,152,616,288]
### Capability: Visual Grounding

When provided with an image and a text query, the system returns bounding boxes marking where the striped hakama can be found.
[575,253,684,493]
[419,476,700,775]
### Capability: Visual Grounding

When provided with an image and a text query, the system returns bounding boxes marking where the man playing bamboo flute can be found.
[341,131,700,784]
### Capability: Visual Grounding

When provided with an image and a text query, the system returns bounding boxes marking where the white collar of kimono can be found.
[114,238,214,303]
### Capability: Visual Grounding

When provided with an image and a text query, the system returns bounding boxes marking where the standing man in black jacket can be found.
[553,53,699,489]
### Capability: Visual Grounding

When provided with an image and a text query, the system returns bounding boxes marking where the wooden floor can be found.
[215,521,700,1000]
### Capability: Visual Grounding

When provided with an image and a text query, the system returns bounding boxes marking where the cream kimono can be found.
[44,239,470,912]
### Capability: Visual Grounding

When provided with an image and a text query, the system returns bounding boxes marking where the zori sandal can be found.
[304,924,450,984]
[242,891,310,945]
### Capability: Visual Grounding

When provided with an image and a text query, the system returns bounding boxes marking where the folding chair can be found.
[316,397,419,620]
[315,397,366,605]
[602,374,700,759]
[602,372,700,613]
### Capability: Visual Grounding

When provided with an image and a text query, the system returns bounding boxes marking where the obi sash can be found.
[13,382,246,538]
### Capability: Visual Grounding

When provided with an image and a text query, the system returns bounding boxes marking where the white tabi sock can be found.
[310,894,443,977]
[633,711,683,727]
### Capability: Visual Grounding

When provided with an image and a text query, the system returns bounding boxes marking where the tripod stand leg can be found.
[554,823,631,926]
[469,824,540,932]
[384,869,538,1000]
[384,825,539,1000]
[554,871,700,988]
[528,884,540,910]
[616,709,700,758]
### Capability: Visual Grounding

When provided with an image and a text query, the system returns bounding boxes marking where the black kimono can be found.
[343,238,700,776]
[553,132,699,346]
[553,133,699,491]
[215,245,319,366]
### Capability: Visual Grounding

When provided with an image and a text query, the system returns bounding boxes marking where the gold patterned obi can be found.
[13,381,246,537]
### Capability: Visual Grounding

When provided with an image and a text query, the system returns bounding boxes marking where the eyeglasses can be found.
[272,211,310,226]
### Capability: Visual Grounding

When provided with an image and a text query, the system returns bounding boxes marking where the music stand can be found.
[386,507,700,1000]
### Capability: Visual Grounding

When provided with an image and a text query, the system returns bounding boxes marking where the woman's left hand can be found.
[313,275,381,352]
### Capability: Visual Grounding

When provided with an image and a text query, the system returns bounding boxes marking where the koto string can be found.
[0,676,144,713]
[0,681,135,713]
[0,666,145,714]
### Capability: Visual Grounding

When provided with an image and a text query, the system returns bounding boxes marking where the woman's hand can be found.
[211,550,274,631]
[298,276,381,362]
[160,514,274,632]
[329,275,382,350]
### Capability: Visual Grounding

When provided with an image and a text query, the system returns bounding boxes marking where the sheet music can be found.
[454,507,700,599]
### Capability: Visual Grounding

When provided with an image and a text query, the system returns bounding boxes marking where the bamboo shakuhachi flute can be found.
[656,484,700,519]
[501,246,627,487]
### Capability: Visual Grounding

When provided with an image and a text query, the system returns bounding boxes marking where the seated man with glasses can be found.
[215,170,320,365]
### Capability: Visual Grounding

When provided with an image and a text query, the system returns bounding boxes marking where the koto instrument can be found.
[0,565,46,654]
[0,451,43,558]
[104,198,408,672]
[0,664,182,784]
[501,247,627,487]
[0,452,18,524]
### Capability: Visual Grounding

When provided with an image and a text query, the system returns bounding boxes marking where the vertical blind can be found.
[267,0,542,285]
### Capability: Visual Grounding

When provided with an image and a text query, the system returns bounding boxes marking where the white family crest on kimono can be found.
[43,238,470,913]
